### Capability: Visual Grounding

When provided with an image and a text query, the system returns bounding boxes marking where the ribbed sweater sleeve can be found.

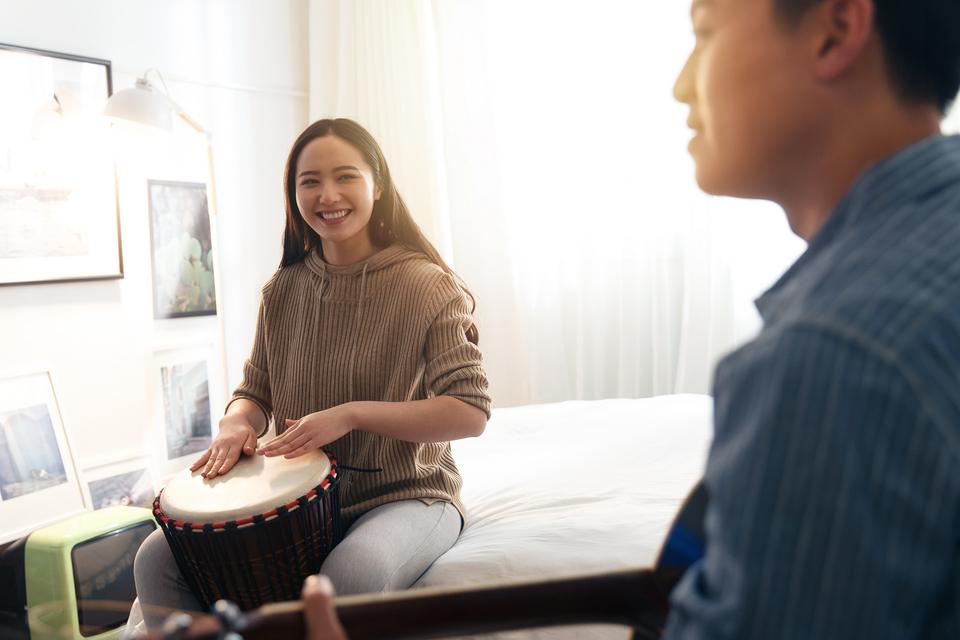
[424,275,491,418]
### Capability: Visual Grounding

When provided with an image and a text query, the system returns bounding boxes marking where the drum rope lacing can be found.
[337,463,383,473]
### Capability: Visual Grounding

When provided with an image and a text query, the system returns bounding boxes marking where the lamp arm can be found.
[196,132,230,403]
[175,109,208,136]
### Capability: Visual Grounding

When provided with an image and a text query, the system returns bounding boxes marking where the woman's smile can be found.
[318,208,352,225]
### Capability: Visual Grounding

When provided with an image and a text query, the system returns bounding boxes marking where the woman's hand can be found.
[258,405,354,459]
[190,416,258,479]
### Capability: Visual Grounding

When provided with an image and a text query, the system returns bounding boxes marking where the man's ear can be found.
[813,0,875,81]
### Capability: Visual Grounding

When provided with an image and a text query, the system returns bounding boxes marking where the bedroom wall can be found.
[0,1,309,479]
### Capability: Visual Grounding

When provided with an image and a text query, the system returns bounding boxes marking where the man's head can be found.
[773,0,960,113]
[674,0,960,222]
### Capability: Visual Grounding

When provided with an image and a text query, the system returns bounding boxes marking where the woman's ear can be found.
[374,185,383,201]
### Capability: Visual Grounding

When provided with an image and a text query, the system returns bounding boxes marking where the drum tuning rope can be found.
[337,463,383,473]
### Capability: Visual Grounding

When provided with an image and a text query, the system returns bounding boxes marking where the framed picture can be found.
[0,372,85,543]
[0,43,122,286]
[147,180,217,319]
[152,346,222,476]
[81,456,155,511]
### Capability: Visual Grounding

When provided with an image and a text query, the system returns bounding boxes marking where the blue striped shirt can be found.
[665,134,960,639]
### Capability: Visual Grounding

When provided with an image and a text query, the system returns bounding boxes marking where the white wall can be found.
[0,1,308,476]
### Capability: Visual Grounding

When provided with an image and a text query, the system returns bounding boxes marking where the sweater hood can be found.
[303,243,424,280]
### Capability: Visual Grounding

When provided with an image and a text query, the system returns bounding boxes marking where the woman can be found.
[134,118,490,629]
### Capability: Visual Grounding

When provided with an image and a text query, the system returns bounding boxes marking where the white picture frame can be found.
[0,371,85,543]
[151,345,222,477]
[147,180,217,319]
[81,454,156,511]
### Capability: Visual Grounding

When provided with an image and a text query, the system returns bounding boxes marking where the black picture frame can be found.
[0,42,123,286]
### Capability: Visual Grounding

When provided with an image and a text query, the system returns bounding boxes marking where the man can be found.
[665,0,960,637]
[305,0,960,637]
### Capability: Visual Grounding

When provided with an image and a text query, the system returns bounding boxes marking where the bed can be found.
[125,393,713,638]
[412,394,713,639]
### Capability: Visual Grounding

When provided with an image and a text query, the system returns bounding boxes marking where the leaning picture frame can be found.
[151,345,222,477]
[81,455,156,511]
[0,371,86,543]
[147,180,217,319]
[0,42,122,286]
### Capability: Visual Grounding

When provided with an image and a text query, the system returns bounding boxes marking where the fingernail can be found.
[316,574,334,594]
[305,574,318,587]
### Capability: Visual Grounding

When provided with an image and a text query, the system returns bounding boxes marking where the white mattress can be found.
[414,394,714,639]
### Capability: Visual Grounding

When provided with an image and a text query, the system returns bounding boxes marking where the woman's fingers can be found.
[258,414,333,458]
[212,445,240,477]
[192,423,261,478]
[202,449,223,478]
[258,422,300,454]
[258,435,287,454]
[202,443,240,479]
[190,449,211,472]
[263,432,312,457]
[203,447,227,478]
[243,429,257,455]
[283,440,317,459]
[283,444,316,459]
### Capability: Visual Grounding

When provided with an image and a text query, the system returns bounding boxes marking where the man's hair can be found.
[774,0,960,113]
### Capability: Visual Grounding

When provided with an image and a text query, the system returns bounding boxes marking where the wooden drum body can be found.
[153,449,341,611]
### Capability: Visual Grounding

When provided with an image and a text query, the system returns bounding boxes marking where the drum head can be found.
[160,449,332,523]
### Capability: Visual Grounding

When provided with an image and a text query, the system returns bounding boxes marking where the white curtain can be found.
[308,0,805,407]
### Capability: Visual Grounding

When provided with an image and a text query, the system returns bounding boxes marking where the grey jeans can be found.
[133,499,461,632]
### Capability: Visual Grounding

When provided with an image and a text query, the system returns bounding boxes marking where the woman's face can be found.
[294,134,382,264]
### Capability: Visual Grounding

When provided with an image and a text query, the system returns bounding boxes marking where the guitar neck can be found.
[167,567,673,640]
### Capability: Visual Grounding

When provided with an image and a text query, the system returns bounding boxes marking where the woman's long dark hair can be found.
[280,118,479,344]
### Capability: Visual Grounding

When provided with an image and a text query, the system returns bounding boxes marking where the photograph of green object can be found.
[147,179,217,319]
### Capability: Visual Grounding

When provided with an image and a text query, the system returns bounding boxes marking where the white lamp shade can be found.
[104,82,173,132]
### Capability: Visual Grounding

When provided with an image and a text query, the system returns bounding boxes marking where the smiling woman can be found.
[131,117,491,634]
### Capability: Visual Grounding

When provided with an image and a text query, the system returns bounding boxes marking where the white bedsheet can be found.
[414,394,714,639]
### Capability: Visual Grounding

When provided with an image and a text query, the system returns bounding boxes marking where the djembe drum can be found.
[153,449,341,611]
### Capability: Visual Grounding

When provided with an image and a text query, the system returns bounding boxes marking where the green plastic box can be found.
[23,506,155,640]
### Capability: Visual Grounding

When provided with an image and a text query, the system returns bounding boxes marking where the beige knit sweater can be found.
[230,244,491,525]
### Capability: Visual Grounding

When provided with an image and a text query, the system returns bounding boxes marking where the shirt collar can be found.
[755,133,960,322]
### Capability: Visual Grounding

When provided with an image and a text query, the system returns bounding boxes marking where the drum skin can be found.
[153,449,341,611]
